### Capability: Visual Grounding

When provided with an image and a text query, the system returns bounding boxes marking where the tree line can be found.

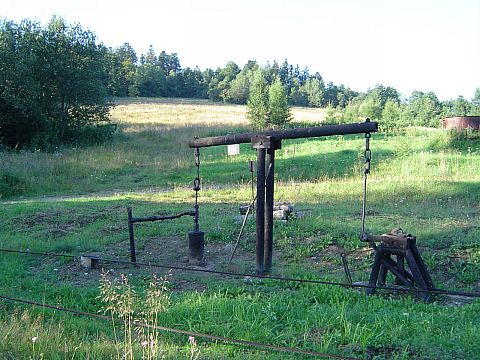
[106,43,480,130]
[106,43,357,109]
[1,18,479,149]
[325,86,480,131]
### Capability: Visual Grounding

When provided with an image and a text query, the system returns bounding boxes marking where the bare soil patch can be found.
[38,235,257,292]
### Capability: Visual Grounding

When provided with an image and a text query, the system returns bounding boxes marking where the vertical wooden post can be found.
[252,136,281,275]
[255,147,266,275]
[264,148,275,273]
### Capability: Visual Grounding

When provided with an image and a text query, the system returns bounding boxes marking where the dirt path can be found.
[0,187,180,205]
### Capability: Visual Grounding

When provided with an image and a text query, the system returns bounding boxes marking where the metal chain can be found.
[360,127,371,239]
[364,133,371,176]
[193,147,201,231]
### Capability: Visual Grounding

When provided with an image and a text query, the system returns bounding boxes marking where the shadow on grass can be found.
[198,140,396,184]
[3,178,480,256]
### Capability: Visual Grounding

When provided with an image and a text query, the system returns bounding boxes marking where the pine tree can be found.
[268,76,292,128]
[246,69,269,129]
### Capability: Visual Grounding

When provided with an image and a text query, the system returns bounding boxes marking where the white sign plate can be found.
[227,144,240,156]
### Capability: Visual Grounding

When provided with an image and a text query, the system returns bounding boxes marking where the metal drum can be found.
[442,116,480,131]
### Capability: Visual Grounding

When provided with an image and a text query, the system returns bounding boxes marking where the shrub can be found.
[0,18,112,150]
[0,173,28,198]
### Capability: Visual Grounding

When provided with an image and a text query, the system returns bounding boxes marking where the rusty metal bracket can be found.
[251,135,282,150]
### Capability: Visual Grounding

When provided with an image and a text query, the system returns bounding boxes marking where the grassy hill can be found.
[0,98,478,359]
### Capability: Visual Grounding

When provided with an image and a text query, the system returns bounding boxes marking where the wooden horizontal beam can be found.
[188,120,378,148]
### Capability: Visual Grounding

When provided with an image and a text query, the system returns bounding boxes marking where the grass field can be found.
[0,98,479,359]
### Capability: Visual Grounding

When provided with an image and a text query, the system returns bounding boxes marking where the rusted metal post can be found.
[252,136,281,274]
[127,207,136,263]
[255,147,266,275]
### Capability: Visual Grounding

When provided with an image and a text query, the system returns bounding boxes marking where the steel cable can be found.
[0,294,357,359]
[1,248,479,298]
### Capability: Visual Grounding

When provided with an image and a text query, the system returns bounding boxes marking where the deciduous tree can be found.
[268,76,292,128]
[247,69,269,129]
[0,17,112,149]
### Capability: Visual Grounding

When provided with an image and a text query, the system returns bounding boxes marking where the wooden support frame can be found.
[189,120,379,274]
[367,235,436,301]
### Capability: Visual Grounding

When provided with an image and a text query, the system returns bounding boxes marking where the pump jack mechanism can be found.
[188,147,205,265]
[359,124,436,301]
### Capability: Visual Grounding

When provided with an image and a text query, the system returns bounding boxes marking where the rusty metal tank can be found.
[442,116,480,131]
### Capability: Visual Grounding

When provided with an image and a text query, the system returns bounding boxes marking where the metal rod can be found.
[2,247,480,298]
[340,253,352,285]
[250,160,255,203]
[264,149,275,272]
[129,211,195,224]
[127,207,136,263]
[188,121,378,148]
[229,195,257,264]
[256,148,266,275]
[0,294,355,360]
[361,172,368,234]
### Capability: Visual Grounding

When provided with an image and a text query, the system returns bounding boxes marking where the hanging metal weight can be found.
[189,147,205,265]
[188,229,205,265]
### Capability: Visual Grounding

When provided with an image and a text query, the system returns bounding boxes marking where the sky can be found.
[2,0,480,101]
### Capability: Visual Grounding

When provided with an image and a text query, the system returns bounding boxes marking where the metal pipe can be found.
[127,207,137,263]
[188,121,378,148]
[340,253,352,285]
[129,211,195,224]
[255,148,266,275]
[264,149,275,272]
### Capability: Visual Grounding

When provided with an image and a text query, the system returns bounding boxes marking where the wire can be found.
[1,248,479,298]
[0,294,357,359]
